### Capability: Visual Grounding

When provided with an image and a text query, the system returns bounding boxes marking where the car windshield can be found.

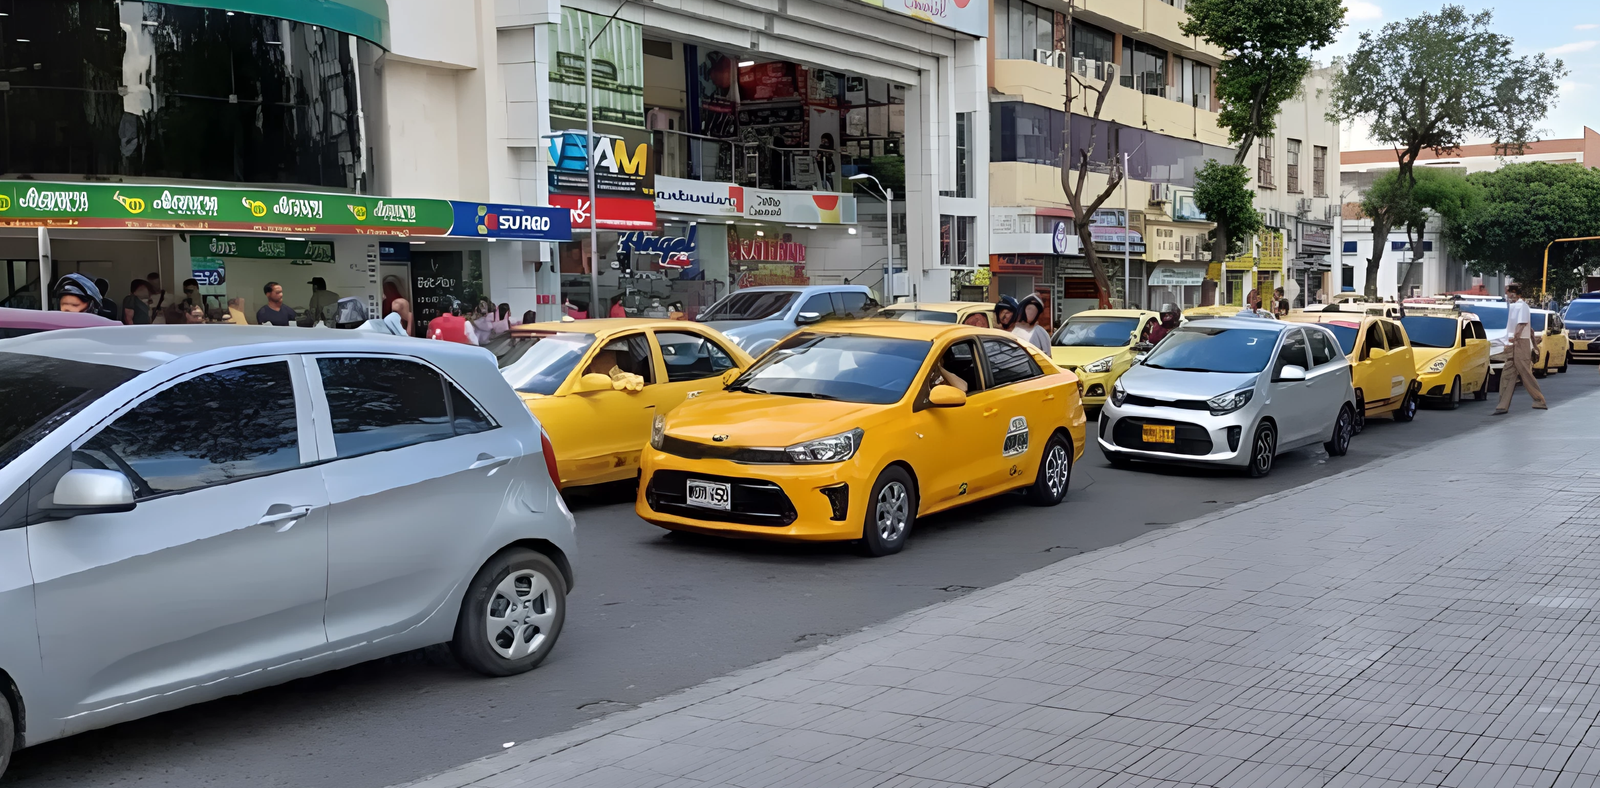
[1460,304,1508,330]
[699,291,797,321]
[1141,326,1279,374]
[1054,317,1138,347]
[881,309,957,324]
[730,333,931,404]
[1566,300,1600,322]
[1400,316,1459,348]
[1323,323,1359,354]
[498,332,598,395]
[0,352,137,472]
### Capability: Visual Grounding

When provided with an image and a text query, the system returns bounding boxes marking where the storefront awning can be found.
[160,0,390,48]
[0,182,571,242]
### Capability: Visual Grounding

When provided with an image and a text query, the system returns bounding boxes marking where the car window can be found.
[1142,326,1279,374]
[799,294,837,320]
[1360,322,1386,360]
[581,334,656,385]
[1565,301,1600,322]
[74,362,301,499]
[317,358,457,458]
[1459,304,1507,330]
[1307,328,1339,367]
[832,292,875,319]
[1053,317,1139,347]
[1381,320,1406,349]
[982,338,1042,386]
[882,308,958,324]
[698,290,798,321]
[0,353,137,473]
[655,331,737,382]
[1272,330,1310,379]
[1470,321,1487,340]
[730,333,931,404]
[449,386,495,436]
[1399,316,1460,349]
[930,339,983,394]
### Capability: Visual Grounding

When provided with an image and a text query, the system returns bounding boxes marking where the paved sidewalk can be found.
[402,392,1600,788]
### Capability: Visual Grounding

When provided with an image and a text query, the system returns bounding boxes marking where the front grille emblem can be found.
[712,434,729,442]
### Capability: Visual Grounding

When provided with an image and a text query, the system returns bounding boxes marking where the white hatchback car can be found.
[0,326,575,776]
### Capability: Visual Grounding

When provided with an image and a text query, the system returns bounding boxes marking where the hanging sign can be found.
[191,235,337,262]
[448,201,572,241]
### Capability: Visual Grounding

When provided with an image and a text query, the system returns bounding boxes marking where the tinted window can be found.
[318,358,453,458]
[0,353,137,472]
[800,294,837,319]
[1142,326,1279,374]
[1308,329,1339,367]
[75,362,299,498]
[1460,305,1508,330]
[1361,323,1386,359]
[656,331,737,382]
[931,340,983,393]
[1272,330,1310,379]
[1532,313,1547,331]
[1566,301,1600,322]
[581,334,656,385]
[699,291,798,321]
[449,387,494,436]
[833,292,877,319]
[1324,324,1358,355]
[1053,317,1139,347]
[1400,317,1460,349]
[982,338,1043,386]
[1381,321,1406,349]
[1468,321,1486,340]
[730,333,931,404]
[882,309,958,324]
[498,332,597,395]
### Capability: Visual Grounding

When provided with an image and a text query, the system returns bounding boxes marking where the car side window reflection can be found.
[800,294,837,320]
[317,357,480,458]
[1308,329,1338,367]
[931,340,984,394]
[74,362,301,499]
[1381,320,1406,349]
[981,338,1042,387]
[656,331,737,383]
[1361,323,1386,360]
[1272,330,1311,379]
[582,334,656,385]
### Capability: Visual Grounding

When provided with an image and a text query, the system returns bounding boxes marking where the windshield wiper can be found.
[1146,364,1222,373]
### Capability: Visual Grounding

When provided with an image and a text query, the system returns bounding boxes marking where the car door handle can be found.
[256,505,313,532]
[470,453,514,471]
[982,408,999,417]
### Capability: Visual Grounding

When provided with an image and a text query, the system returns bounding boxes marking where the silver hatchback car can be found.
[0,327,575,775]
[1099,318,1357,477]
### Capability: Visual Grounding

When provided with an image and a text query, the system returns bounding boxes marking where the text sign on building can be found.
[190,235,336,262]
[448,202,572,241]
[853,0,988,38]
[653,177,856,224]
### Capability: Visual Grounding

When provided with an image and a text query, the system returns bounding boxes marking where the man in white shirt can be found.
[1494,284,1547,414]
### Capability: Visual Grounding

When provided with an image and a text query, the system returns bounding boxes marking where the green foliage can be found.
[1448,163,1600,297]
[1193,161,1261,256]
[855,156,905,196]
[1181,0,1345,162]
[1362,168,1477,238]
[1329,5,1565,165]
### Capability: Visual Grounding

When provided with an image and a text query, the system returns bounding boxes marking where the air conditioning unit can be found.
[1071,58,1115,83]
[1149,183,1174,205]
[1033,49,1066,68]
[1297,198,1313,216]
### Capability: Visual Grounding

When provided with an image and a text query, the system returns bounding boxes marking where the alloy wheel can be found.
[485,569,557,660]
[1333,408,1352,453]
[876,481,910,542]
[1044,444,1070,498]
[1251,425,1276,476]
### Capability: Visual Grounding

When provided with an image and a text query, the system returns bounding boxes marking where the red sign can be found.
[729,236,806,262]
[738,62,799,101]
[550,194,657,231]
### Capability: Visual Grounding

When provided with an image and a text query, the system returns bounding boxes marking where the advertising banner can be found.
[448,202,572,241]
[741,189,856,224]
[852,0,989,39]
[549,9,645,128]
[551,194,657,230]
[654,176,743,217]
[190,235,336,262]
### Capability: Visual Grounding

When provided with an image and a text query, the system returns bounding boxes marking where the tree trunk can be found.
[1364,213,1391,298]
[1079,228,1112,308]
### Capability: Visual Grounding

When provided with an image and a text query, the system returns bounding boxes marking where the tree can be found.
[1448,163,1600,298]
[1181,0,1344,267]
[1193,161,1261,259]
[1059,0,1123,306]
[1329,5,1566,297]
[1360,168,1477,291]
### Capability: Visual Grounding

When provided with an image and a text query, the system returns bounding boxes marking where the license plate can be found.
[686,479,731,510]
[1142,424,1176,444]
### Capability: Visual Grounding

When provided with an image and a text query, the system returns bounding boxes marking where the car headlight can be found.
[650,414,666,449]
[1082,355,1116,374]
[1207,389,1254,416]
[785,428,863,464]
[1110,380,1127,406]
[1425,354,1451,374]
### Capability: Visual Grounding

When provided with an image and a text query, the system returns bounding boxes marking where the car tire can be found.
[1324,405,1354,457]
[1026,433,1073,506]
[1394,386,1419,423]
[1474,372,1490,400]
[1560,357,1570,373]
[450,549,568,677]
[1352,392,1367,434]
[1246,421,1276,478]
[0,691,13,778]
[860,466,916,557]
[1534,356,1548,379]
[1445,376,1461,410]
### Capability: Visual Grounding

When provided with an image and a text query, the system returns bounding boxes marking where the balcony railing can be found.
[652,129,844,193]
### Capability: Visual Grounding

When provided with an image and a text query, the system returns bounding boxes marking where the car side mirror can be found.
[1276,364,1307,382]
[720,368,742,386]
[44,469,135,517]
[795,311,823,326]
[1367,347,1387,360]
[928,385,967,407]
[573,373,616,393]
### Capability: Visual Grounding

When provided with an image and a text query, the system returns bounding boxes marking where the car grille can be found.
[1112,417,1214,456]
[658,435,790,464]
[645,470,798,526]
[1123,393,1211,410]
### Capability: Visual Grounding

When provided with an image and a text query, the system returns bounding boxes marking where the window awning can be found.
[159,0,390,48]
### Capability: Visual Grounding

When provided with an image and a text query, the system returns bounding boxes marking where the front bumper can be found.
[1097,399,1254,468]
[1571,338,1599,359]
[636,447,867,542]
[1418,369,1456,397]
[1073,369,1115,405]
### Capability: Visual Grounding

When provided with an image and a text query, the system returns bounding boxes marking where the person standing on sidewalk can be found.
[1495,284,1548,414]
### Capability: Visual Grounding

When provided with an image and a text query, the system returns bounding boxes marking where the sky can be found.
[1326,0,1598,149]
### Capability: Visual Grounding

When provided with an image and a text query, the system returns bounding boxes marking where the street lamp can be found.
[849,173,896,300]
[583,0,629,318]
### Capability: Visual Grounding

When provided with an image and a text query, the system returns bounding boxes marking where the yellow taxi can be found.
[1397,309,1491,407]
[876,301,999,328]
[1048,309,1158,406]
[1533,309,1570,378]
[1281,312,1420,430]
[1183,304,1277,320]
[493,319,753,489]
[636,321,1087,556]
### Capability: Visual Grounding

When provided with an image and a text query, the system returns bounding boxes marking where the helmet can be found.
[52,273,104,309]
[1161,302,1180,316]
[446,297,463,316]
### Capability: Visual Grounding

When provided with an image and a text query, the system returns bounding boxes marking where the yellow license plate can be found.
[1142,424,1176,444]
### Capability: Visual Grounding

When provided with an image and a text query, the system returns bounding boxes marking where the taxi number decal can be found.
[1003,416,1030,457]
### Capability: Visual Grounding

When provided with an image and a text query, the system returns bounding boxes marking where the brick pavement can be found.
[400,391,1600,788]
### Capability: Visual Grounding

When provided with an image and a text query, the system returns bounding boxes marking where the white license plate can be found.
[686,479,731,510]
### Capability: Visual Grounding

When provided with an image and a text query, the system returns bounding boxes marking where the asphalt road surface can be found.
[6,369,1589,787]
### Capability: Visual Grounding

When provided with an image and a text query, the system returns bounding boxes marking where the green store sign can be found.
[190,236,336,262]
[0,182,454,237]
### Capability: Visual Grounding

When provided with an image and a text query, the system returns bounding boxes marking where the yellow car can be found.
[1533,310,1570,378]
[1397,310,1491,407]
[636,321,1087,556]
[1281,312,1420,430]
[1184,304,1278,320]
[877,301,999,328]
[1048,309,1158,406]
[494,319,753,489]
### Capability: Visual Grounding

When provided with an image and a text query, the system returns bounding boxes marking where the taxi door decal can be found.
[1003,416,1030,457]
[1390,376,1405,397]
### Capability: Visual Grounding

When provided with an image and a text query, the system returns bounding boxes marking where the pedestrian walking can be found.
[1494,284,1548,414]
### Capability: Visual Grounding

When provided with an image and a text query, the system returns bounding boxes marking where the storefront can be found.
[1221,227,1285,307]
[1293,219,1334,307]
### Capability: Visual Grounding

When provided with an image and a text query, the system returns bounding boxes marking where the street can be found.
[5,370,1588,788]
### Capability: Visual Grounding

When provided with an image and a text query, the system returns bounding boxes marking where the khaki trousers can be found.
[1496,338,1546,411]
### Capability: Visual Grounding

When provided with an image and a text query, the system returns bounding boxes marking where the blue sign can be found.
[192,267,223,286]
[379,242,411,262]
[447,201,572,242]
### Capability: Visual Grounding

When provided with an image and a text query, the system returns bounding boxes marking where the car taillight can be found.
[539,430,561,491]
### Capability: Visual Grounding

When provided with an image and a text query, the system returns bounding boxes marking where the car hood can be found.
[663,390,883,446]
[1410,346,1450,366]
[1120,365,1258,400]
[1051,345,1128,367]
